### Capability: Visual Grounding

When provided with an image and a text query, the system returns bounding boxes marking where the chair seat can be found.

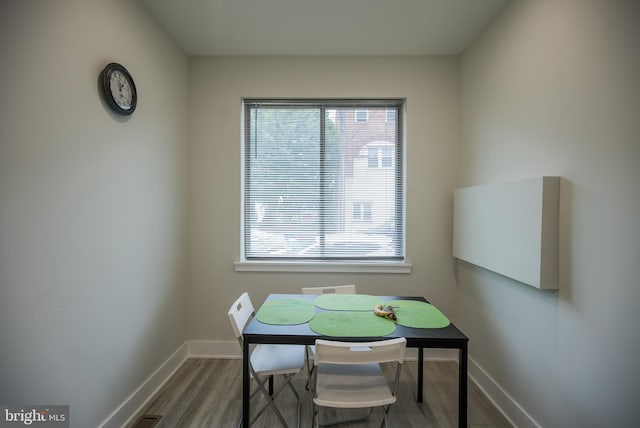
[251,343,305,376]
[313,363,396,409]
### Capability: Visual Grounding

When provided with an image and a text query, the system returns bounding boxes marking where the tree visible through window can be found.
[243,99,404,260]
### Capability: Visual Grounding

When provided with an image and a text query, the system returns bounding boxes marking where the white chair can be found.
[301,285,358,389]
[301,284,357,295]
[311,337,407,428]
[228,292,305,428]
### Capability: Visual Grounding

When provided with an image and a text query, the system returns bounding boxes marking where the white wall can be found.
[187,56,460,341]
[459,1,640,427]
[0,1,188,426]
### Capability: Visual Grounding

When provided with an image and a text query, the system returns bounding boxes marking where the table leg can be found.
[242,338,250,428]
[417,347,423,403]
[459,343,468,428]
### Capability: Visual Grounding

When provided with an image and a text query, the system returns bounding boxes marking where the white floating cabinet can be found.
[453,177,560,289]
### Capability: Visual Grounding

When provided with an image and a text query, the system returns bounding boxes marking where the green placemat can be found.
[313,294,382,311]
[255,298,315,325]
[309,311,396,337]
[384,300,450,328]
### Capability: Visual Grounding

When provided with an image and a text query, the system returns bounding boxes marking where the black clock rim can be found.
[100,62,137,116]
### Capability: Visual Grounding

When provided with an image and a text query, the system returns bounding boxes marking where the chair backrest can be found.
[301,284,357,295]
[228,292,255,339]
[314,338,406,366]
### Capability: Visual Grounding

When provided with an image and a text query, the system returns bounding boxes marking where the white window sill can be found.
[234,260,412,274]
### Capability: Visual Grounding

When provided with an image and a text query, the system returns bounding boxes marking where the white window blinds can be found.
[243,99,404,261]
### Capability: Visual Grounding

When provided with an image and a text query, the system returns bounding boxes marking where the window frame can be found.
[236,98,411,273]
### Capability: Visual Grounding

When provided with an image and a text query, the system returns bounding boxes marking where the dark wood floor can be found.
[130,358,512,428]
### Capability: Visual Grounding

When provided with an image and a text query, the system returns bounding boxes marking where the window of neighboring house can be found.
[241,99,404,262]
[352,203,373,221]
[354,109,369,122]
[367,148,378,168]
[367,145,394,169]
[386,109,396,122]
[381,146,393,167]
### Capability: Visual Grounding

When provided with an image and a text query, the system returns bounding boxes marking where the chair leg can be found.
[246,379,272,424]
[261,376,291,426]
[313,402,319,428]
[380,403,395,428]
[286,375,302,428]
[305,346,314,391]
[308,387,315,425]
[254,376,289,427]
[252,373,301,428]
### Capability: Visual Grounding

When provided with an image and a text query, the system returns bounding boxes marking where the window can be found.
[381,146,393,167]
[242,99,404,262]
[367,148,379,168]
[354,109,369,122]
[352,203,372,222]
[367,144,394,169]
[386,109,396,122]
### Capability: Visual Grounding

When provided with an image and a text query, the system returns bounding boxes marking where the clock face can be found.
[100,63,137,116]
[109,70,133,110]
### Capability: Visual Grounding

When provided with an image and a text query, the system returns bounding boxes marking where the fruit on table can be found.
[373,304,397,321]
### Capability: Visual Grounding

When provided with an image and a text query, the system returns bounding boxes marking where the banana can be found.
[373,303,397,321]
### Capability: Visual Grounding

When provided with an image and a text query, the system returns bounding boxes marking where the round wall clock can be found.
[99,62,137,116]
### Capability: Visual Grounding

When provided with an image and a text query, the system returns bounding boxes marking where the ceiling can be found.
[139,0,508,56]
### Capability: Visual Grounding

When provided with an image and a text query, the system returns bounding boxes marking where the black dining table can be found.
[241,293,469,427]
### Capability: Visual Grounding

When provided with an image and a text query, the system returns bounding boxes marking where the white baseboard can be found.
[97,343,188,428]
[187,339,242,358]
[101,340,538,428]
[469,356,541,428]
